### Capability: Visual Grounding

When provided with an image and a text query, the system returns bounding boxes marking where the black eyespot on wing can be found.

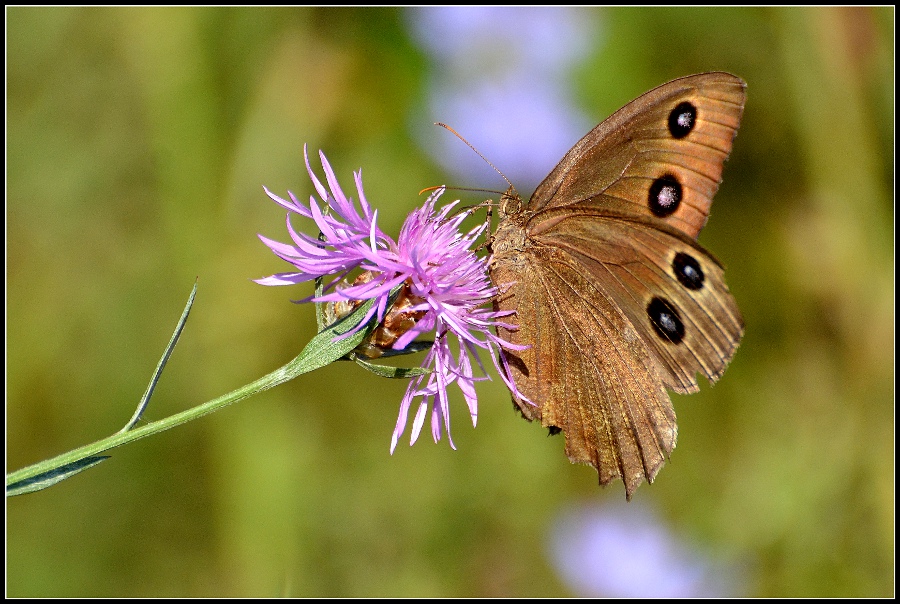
[673,252,704,290]
[648,174,682,217]
[647,297,685,344]
[668,101,697,139]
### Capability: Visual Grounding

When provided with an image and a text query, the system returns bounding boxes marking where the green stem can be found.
[6,285,393,496]
[5,362,295,489]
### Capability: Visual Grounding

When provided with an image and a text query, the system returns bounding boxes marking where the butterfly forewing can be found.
[489,72,745,498]
[529,72,745,240]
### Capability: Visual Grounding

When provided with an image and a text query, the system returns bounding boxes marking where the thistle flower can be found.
[256,147,524,453]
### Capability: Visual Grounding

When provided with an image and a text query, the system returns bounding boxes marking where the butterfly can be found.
[488,72,745,499]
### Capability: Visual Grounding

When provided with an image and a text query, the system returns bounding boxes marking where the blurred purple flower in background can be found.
[408,7,600,193]
[549,501,744,597]
[257,148,525,453]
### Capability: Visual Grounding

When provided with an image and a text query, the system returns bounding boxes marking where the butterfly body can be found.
[489,73,746,499]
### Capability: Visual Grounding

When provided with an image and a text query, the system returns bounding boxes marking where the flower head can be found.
[257,147,524,452]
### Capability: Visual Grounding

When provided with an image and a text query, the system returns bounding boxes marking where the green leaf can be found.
[352,355,431,379]
[365,340,434,358]
[280,285,404,378]
[119,281,198,434]
[6,456,110,496]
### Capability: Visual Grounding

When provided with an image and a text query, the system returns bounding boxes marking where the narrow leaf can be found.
[281,284,403,378]
[6,456,110,497]
[352,356,431,379]
[119,281,198,433]
[365,340,434,358]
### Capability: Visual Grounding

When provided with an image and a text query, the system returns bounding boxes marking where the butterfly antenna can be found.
[417,186,494,220]
[436,122,515,191]
[418,185,503,198]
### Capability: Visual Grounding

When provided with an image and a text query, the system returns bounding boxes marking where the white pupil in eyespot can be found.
[658,186,677,208]
[660,313,677,333]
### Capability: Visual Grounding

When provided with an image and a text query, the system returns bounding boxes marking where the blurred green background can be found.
[7,7,893,597]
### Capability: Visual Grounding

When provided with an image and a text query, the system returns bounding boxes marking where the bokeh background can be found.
[7,7,893,597]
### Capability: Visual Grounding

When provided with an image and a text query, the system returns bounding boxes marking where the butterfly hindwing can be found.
[531,209,744,393]
[492,248,676,499]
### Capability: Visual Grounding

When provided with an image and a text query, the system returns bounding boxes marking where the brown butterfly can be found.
[489,72,745,499]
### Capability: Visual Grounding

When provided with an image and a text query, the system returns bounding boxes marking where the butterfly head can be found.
[498,185,523,219]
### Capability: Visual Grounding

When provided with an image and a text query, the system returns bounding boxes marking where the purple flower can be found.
[549,502,743,597]
[257,147,525,452]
